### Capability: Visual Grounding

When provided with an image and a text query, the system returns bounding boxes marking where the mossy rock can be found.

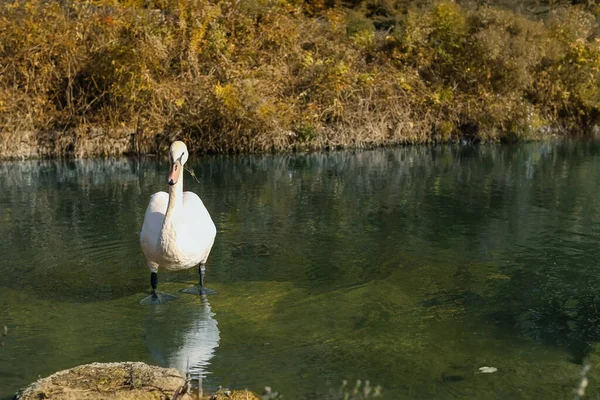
[15,362,187,400]
[15,362,260,400]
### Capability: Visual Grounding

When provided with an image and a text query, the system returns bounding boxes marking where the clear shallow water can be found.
[2,142,600,398]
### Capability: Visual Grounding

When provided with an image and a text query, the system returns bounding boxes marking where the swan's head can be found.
[168,141,189,186]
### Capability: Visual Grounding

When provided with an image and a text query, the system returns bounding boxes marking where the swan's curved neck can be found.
[165,174,184,219]
[156,177,183,255]
[160,173,183,246]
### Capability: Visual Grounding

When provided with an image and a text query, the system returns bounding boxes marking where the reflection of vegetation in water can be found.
[205,142,600,397]
[0,159,162,301]
[2,143,600,397]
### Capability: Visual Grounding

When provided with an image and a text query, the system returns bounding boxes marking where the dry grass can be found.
[0,0,599,157]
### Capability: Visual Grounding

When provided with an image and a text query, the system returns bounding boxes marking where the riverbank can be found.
[1,0,600,158]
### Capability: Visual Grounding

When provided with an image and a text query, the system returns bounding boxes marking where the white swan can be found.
[139,141,217,305]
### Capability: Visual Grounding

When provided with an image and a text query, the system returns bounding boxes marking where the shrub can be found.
[0,0,599,157]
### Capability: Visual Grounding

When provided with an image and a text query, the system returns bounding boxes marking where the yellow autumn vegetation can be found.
[1,0,600,156]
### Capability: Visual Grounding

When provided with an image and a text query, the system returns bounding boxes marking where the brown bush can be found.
[0,0,599,157]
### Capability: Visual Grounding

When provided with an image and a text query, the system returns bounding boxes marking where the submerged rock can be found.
[14,361,258,400]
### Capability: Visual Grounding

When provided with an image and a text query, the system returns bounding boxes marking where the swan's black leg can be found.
[140,272,177,305]
[151,272,158,293]
[180,263,218,295]
[199,264,206,288]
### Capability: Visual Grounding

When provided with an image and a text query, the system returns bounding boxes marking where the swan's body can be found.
[139,141,216,304]
[140,191,215,272]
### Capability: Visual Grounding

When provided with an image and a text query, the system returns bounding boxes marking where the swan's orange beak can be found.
[168,160,181,186]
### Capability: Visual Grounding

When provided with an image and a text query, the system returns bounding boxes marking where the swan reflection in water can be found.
[145,295,220,389]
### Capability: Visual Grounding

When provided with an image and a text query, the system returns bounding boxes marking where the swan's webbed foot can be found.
[140,271,177,305]
[180,285,217,295]
[180,263,218,296]
[140,291,177,305]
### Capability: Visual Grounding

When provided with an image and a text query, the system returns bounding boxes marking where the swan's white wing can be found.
[181,192,217,264]
[140,192,169,264]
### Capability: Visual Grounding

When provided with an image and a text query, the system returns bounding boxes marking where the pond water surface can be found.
[2,142,600,399]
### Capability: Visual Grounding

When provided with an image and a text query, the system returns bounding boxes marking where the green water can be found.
[2,142,600,399]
